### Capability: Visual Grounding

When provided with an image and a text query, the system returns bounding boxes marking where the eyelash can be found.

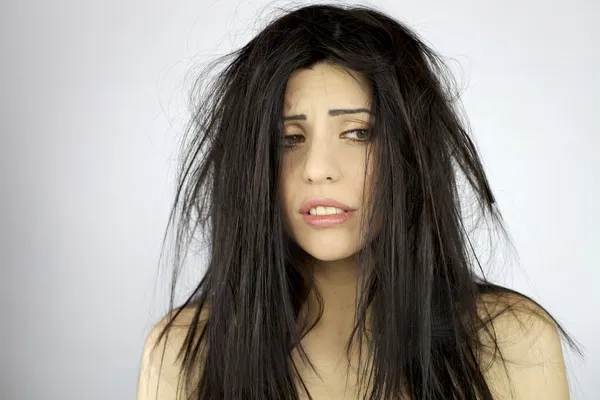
[281,129,370,149]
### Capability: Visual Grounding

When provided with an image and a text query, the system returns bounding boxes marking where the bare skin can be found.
[137,62,570,399]
[137,293,570,399]
[290,274,374,399]
[278,62,378,398]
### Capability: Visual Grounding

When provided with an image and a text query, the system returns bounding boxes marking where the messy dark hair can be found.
[149,3,583,399]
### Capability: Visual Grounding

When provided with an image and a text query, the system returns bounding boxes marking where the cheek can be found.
[349,153,371,191]
[279,164,296,227]
[279,162,293,200]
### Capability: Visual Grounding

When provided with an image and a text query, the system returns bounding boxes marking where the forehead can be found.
[283,63,371,110]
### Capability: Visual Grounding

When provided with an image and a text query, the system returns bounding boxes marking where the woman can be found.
[137,4,582,399]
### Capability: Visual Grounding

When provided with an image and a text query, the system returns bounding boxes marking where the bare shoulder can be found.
[137,304,210,400]
[476,291,570,399]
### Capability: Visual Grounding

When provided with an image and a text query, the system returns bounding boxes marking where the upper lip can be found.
[299,197,356,214]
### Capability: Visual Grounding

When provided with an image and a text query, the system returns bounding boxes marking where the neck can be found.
[300,256,372,339]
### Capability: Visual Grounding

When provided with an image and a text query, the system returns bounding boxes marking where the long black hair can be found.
[150,3,583,399]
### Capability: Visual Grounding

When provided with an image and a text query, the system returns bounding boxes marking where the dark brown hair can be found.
[150,3,583,399]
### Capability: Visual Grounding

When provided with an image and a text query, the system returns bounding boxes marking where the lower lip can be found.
[301,210,356,227]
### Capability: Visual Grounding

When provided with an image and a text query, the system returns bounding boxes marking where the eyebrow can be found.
[283,108,372,121]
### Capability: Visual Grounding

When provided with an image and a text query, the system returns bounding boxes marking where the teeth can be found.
[309,206,346,215]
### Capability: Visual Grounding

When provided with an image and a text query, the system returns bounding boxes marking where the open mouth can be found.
[303,209,350,215]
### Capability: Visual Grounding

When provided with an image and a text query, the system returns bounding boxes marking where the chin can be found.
[307,250,354,262]
[295,233,364,262]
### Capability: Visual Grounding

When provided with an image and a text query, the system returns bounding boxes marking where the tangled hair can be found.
[149,3,583,399]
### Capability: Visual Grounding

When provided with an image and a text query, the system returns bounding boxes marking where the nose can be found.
[301,135,341,184]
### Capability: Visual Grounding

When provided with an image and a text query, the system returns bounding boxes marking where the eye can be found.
[344,129,370,143]
[280,129,371,149]
[281,134,304,148]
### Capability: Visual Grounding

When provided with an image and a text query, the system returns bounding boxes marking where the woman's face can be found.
[280,61,376,262]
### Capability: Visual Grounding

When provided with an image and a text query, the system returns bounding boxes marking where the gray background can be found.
[1,0,597,398]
